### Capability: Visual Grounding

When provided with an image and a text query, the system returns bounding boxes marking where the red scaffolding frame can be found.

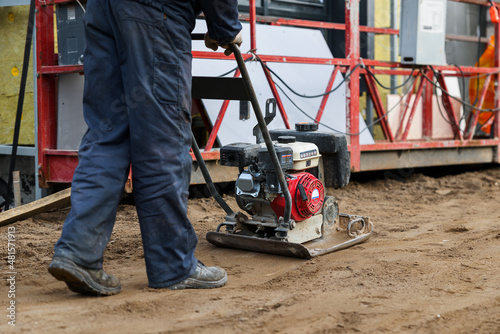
[35,0,500,187]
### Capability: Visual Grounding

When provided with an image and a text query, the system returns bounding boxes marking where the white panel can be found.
[387,93,462,140]
[57,73,86,150]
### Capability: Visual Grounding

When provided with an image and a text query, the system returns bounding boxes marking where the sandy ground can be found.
[1,166,500,333]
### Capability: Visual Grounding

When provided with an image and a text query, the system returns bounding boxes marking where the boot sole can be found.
[49,260,121,296]
[167,272,228,290]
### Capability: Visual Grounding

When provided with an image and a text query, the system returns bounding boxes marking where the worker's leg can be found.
[111,0,199,287]
[52,0,130,269]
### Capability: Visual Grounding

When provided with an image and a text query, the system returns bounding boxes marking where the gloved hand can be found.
[220,31,243,56]
[204,31,243,56]
[204,33,219,52]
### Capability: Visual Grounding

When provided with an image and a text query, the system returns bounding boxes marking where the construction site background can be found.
[0,1,401,146]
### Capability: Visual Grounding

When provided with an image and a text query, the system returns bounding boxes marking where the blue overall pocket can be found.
[153,61,179,104]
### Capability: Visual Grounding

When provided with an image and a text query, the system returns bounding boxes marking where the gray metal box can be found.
[56,2,86,65]
[57,73,86,150]
[400,0,447,66]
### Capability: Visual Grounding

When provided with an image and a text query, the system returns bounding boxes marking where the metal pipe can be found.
[231,44,292,225]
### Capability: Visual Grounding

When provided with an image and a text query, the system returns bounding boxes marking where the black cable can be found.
[218,56,252,77]
[264,59,497,137]
[422,65,500,139]
[451,64,467,106]
[473,113,495,138]
[264,63,361,99]
[4,0,35,210]
[251,53,362,99]
[245,50,496,136]
[364,66,416,91]
[272,71,417,136]
[262,57,415,101]
[420,68,500,112]
[428,66,466,138]
[256,53,417,135]
[429,65,492,138]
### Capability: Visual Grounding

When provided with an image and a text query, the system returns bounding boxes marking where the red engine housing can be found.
[271,172,325,222]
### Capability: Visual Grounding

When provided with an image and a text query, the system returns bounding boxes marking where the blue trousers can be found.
[54,0,198,288]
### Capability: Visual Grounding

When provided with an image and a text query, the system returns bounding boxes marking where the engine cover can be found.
[271,172,325,222]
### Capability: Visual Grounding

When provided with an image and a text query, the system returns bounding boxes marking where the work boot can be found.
[166,261,227,290]
[48,256,121,296]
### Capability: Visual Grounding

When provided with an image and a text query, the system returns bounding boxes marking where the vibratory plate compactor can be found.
[191,42,373,259]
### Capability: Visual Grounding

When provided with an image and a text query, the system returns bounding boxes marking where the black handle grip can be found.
[298,184,308,202]
[191,33,205,41]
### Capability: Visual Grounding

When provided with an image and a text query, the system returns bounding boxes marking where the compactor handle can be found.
[229,44,293,228]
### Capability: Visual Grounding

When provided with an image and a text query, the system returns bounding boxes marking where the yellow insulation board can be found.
[0,6,35,146]
[371,0,400,140]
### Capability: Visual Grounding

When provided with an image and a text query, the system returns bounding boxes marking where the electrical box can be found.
[400,0,447,66]
[56,2,86,65]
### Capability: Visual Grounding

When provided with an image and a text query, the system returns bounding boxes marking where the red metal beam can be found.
[41,0,75,4]
[192,51,351,66]
[361,139,500,151]
[364,69,395,142]
[345,0,361,171]
[43,58,498,78]
[401,75,426,142]
[192,53,500,77]
[395,77,418,140]
[427,64,499,75]
[36,2,58,188]
[365,69,414,76]
[40,65,83,74]
[190,150,220,161]
[240,14,490,44]
[271,18,399,35]
[239,14,398,35]
[315,66,340,123]
[43,149,222,185]
[422,71,434,138]
[466,75,491,140]
[435,73,463,140]
[43,155,78,184]
[249,0,256,51]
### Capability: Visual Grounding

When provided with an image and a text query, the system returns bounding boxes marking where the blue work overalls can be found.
[53,0,241,288]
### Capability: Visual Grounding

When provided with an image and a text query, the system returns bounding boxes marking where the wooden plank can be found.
[0,188,71,226]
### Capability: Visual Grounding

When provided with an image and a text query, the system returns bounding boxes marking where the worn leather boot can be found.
[48,257,121,296]
[167,261,227,290]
